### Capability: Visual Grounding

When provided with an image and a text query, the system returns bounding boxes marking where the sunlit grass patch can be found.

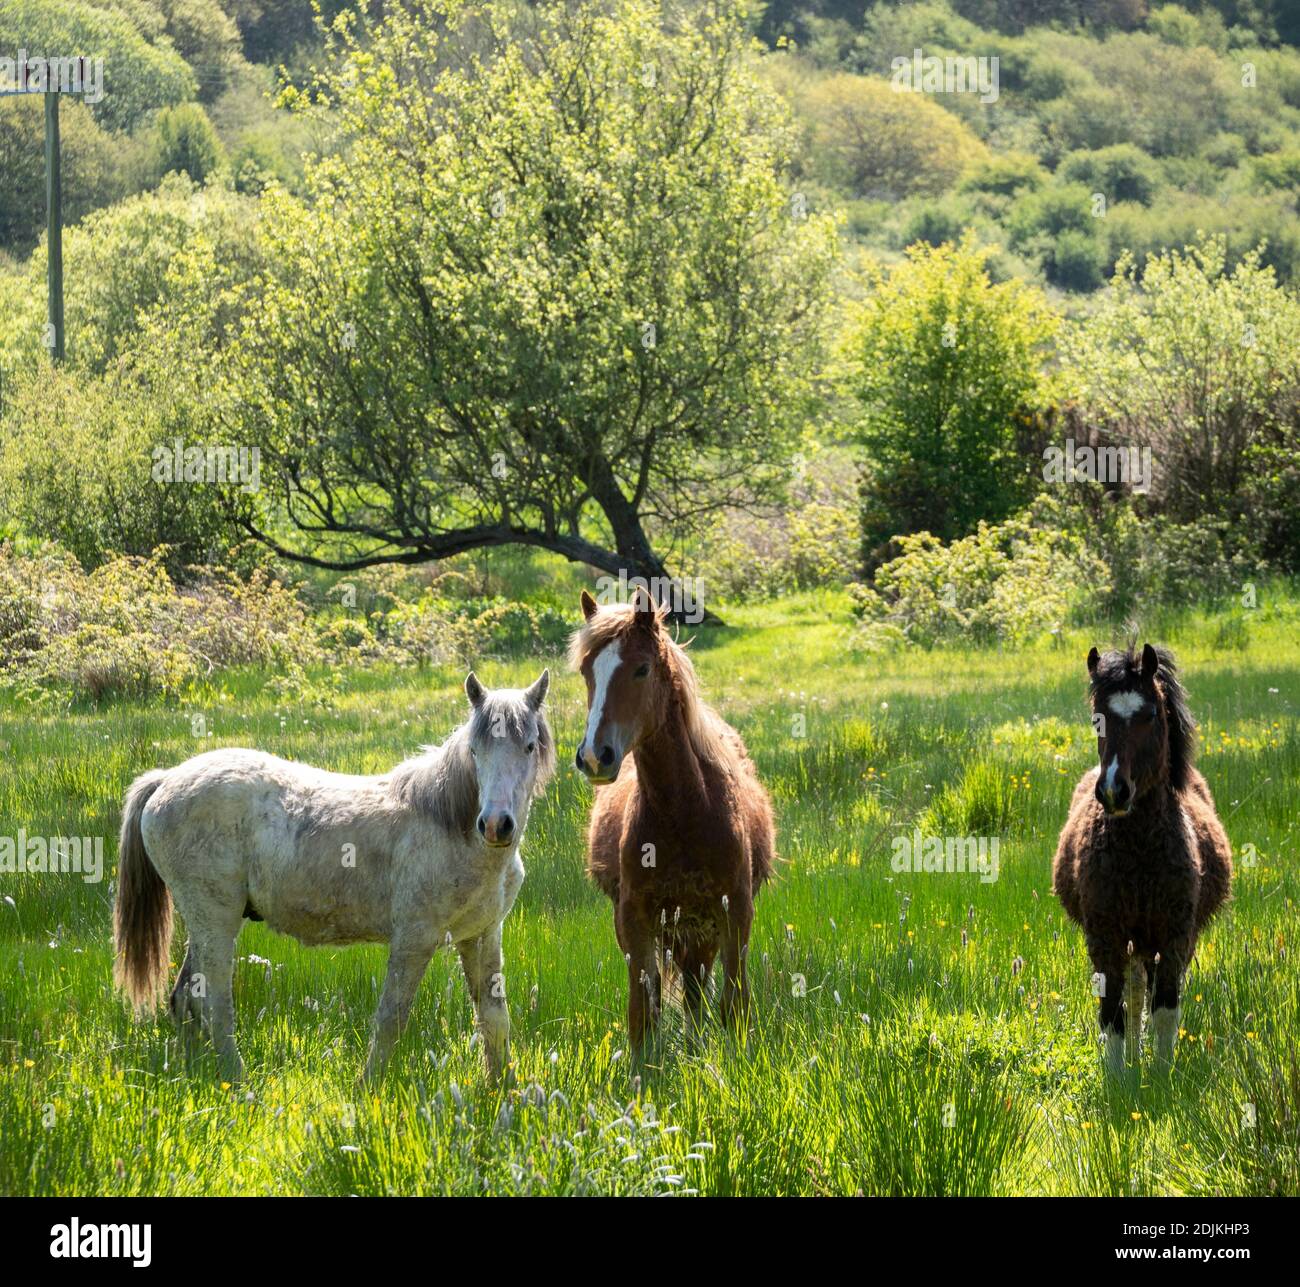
[1,591,1297,1193]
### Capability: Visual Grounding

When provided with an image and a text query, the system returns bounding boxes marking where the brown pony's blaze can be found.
[569,587,776,1054]
[1053,643,1232,1074]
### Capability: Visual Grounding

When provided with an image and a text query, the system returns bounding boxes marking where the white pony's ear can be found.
[525,668,550,710]
[465,672,487,708]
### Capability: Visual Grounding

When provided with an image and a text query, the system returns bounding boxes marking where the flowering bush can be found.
[691,448,859,600]
[0,544,320,703]
[849,498,1106,649]
[0,543,575,704]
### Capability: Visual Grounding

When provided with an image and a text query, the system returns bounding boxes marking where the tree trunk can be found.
[588,453,723,626]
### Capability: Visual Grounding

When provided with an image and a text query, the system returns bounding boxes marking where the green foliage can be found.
[778,65,989,199]
[901,199,973,248]
[1044,35,1233,159]
[229,132,293,195]
[149,102,225,184]
[958,151,1049,199]
[1058,143,1161,205]
[1252,148,1300,191]
[1061,235,1300,522]
[1098,191,1300,284]
[171,0,838,581]
[689,447,859,600]
[1245,418,1300,572]
[0,97,130,254]
[1007,181,1108,288]
[843,2,986,77]
[1048,228,1108,291]
[1040,485,1273,618]
[1007,180,1095,242]
[849,496,1105,649]
[0,0,196,132]
[158,0,243,101]
[844,235,1059,564]
[1149,3,1229,53]
[1,178,261,377]
[0,544,317,703]
[0,363,234,574]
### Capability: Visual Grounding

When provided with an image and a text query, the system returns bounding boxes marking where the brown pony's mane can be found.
[567,602,741,775]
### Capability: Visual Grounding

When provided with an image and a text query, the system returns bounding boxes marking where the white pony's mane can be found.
[389,694,556,836]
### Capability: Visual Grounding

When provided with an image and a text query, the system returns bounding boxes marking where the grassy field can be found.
[1,588,1297,1196]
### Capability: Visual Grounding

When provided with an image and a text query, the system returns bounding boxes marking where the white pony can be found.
[113,671,554,1083]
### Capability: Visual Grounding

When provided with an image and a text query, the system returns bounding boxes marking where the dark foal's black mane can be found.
[1089,645,1196,792]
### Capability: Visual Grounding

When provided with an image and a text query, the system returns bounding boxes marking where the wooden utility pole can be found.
[44,90,65,362]
[2,62,79,365]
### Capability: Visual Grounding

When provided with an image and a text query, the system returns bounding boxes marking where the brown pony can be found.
[569,587,776,1054]
[1053,644,1232,1075]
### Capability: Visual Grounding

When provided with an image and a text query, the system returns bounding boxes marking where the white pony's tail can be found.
[113,770,172,1013]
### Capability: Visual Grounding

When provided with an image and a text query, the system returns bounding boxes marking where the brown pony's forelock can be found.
[1090,645,1196,792]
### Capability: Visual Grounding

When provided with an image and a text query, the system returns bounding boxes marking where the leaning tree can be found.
[192,0,837,603]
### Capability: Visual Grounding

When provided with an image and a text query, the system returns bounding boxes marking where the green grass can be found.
[1,590,1297,1195]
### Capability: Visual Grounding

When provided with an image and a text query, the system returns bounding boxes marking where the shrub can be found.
[341,594,572,666]
[849,496,1106,649]
[1058,144,1161,205]
[1097,192,1300,285]
[792,70,989,199]
[1148,4,1229,53]
[1049,34,1230,158]
[1061,235,1300,522]
[230,134,292,196]
[958,152,1049,199]
[1007,181,1096,247]
[0,363,236,574]
[0,96,128,254]
[0,0,196,133]
[689,448,858,601]
[1046,228,1108,292]
[901,200,972,248]
[161,0,243,101]
[0,544,320,704]
[844,234,1060,568]
[150,103,225,185]
[1,178,262,375]
[1030,484,1275,619]
[1253,149,1300,193]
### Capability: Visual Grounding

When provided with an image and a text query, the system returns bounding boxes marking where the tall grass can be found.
[1,590,1296,1194]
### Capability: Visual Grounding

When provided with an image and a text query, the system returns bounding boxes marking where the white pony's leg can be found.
[364,941,434,1081]
[195,930,243,1082]
[457,922,511,1084]
[168,942,203,1050]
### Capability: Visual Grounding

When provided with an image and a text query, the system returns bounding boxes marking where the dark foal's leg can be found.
[1092,949,1128,1077]
[1149,948,1186,1066]
[1123,958,1147,1068]
[720,895,754,1032]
